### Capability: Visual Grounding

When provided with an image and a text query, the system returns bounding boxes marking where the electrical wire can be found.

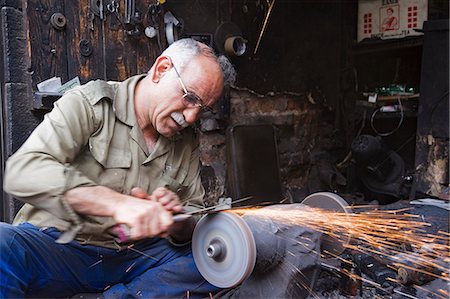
[370,96,404,137]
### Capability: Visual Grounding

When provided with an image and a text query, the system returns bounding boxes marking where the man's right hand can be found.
[113,196,174,240]
[65,185,174,241]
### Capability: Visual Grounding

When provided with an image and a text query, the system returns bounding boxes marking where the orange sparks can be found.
[228,205,450,282]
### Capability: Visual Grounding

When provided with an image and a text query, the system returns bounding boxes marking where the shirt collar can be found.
[114,74,185,160]
[113,74,147,126]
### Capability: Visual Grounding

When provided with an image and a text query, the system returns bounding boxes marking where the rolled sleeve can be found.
[3,90,99,223]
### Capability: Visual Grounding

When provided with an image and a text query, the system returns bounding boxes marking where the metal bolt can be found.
[207,238,226,261]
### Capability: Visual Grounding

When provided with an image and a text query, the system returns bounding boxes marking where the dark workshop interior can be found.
[0,0,449,298]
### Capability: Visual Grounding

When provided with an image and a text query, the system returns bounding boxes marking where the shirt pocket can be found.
[98,167,128,193]
[89,137,131,193]
[158,162,190,195]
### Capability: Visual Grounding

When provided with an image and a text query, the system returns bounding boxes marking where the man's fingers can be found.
[131,187,156,201]
[152,187,169,198]
[131,187,149,199]
[172,205,183,213]
[151,187,181,212]
[160,199,181,211]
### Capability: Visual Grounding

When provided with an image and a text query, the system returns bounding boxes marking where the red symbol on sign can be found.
[408,6,418,28]
[364,13,372,34]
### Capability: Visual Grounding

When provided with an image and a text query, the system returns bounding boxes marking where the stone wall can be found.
[199,87,346,206]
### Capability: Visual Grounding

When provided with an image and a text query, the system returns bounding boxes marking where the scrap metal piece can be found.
[50,13,66,30]
[79,39,93,57]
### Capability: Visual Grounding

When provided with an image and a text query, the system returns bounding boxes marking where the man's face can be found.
[151,56,224,137]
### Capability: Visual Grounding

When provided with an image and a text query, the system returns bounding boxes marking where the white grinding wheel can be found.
[301,192,352,256]
[192,212,256,288]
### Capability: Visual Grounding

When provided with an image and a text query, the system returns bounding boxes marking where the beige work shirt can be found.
[4,75,205,249]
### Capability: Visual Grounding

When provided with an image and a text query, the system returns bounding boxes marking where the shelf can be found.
[354,36,423,54]
[355,96,419,120]
[361,93,420,103]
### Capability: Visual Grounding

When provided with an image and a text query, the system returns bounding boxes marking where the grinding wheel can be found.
[301,192,352,256]
[192,212,256,288]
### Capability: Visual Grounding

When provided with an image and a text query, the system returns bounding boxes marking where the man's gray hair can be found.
[160,38,236,86]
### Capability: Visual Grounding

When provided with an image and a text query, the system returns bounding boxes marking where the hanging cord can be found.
[370,95,404,137]
[336,109,367,169]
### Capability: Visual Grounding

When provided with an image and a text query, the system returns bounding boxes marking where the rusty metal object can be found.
[79,39,93,57]
[50,12,66,30]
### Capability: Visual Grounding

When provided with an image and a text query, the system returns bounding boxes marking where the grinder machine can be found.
[191,192,352,298]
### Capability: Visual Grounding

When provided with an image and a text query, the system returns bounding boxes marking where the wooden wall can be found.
[26,0,165,87]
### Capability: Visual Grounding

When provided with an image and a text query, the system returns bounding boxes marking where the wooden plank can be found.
[26,0,68,89]
[103,0,162,81]
[102,0,130,81]
[136,1,166,75]
[64,0,105,83]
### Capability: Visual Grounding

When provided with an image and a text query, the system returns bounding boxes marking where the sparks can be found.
[228,205,450,283]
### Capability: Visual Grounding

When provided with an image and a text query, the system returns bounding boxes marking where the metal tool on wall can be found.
[50,13,67,30]
[164,11,183,45]
[107,0,123,30]
[123,0,143,37]
[90,0,105,21]
[214,22,247,57]
[254,0,276,55]
[144,3,166,51]
[144,4,161,39]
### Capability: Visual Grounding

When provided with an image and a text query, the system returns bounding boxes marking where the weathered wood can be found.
[2,6,29,84]
[64,0,104,82]
[103,0,163,81]
[27,0,68,88]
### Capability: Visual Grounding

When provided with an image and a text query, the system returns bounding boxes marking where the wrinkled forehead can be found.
[185,56,224,85]
[184,57,224,104]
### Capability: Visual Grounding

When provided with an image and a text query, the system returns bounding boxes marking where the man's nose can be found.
[183,107,201,124]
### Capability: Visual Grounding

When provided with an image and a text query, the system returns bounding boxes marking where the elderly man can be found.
[0,38,235,298]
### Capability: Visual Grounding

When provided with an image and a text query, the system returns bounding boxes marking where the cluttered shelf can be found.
[354,92,419,137]
[354,36,423,55]
[356,92,419,119]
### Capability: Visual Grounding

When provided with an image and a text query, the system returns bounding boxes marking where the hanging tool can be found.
[107,0,122,30]
[124,0,135,29]
[254,0,276,55]
[87,12,95,31]
[99,0,105,21]
[144,3,163,51]
[123,0,142,37]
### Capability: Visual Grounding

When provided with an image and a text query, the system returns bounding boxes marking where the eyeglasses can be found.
[171,62,213,113]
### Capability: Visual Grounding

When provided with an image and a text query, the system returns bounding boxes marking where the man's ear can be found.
[151,56,172,83]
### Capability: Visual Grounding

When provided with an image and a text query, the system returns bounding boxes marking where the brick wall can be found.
[199,87,346,206]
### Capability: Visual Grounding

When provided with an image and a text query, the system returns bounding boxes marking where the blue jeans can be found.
[0,222,220,298]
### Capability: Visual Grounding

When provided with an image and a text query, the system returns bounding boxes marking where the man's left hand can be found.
[131,187,183,213]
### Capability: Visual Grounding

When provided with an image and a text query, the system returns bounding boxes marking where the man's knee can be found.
[0,222,33,250]
[0,222,18,245]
